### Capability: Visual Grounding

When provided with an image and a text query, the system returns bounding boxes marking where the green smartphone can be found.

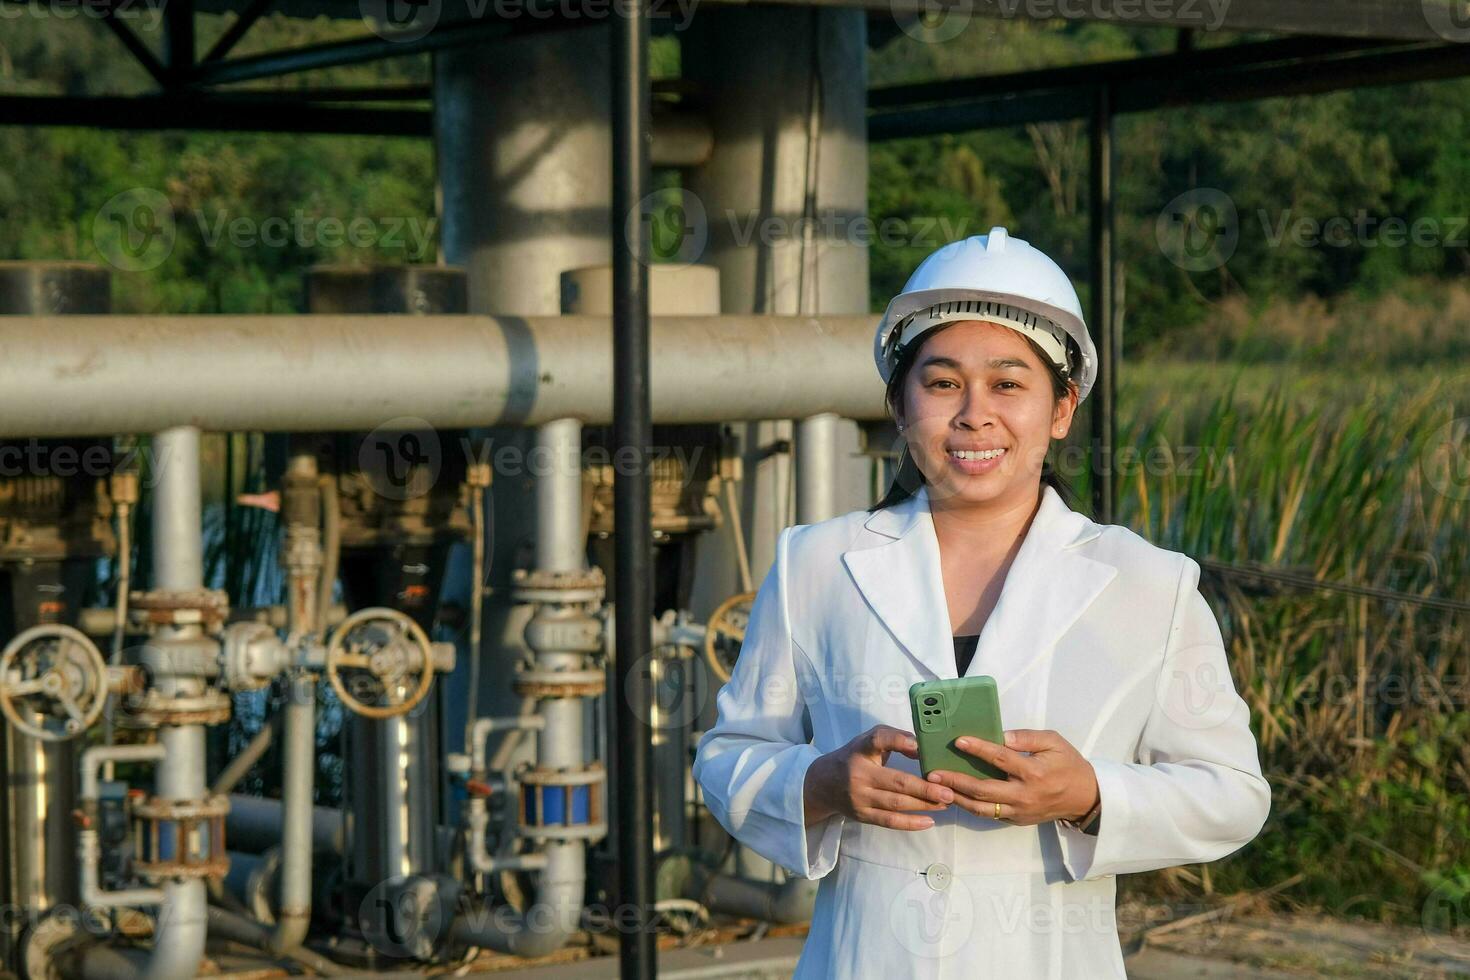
[908,675,1008,781]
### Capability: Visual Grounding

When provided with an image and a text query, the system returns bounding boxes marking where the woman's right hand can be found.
[803,724,953,830]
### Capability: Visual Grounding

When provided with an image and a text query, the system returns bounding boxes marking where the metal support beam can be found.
[1088,85,1115,525]
[870,38,1468,138]
[0,94,430,137]
[164,0,196,86]
[612,0,656,975]
[100,15,169,89]
[201,0,276,63]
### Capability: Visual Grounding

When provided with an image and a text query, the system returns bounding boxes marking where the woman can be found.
[691,228,1270,978]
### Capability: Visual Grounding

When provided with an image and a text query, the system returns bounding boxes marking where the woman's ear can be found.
[1051,384,1079,439]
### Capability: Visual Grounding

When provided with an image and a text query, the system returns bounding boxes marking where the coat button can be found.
[922,862,951,891]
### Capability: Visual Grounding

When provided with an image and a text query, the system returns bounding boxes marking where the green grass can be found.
[1103,360,1470,926]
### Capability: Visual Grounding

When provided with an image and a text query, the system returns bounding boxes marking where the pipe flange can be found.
[512,668,606,699]
[129,588,231,632]
[515,820,609,843]
[133,854,231,883]
[510,566,606,605]
[517,763,607,788]
[130,793,230,821]
[117,688,232,727]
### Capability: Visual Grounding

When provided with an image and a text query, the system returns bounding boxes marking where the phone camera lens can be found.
[924,696,938,707]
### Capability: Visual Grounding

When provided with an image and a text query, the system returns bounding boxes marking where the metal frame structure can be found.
[1,3,1464,977]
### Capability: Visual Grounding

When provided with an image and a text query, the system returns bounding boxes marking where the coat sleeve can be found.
[691,525,845,880]
[1057,555,1271,881]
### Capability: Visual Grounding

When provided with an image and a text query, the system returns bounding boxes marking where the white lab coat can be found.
[692,482,1270,979]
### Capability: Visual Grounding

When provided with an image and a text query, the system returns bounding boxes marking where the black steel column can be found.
[612,0,656,977]
[1088,83,1117,524]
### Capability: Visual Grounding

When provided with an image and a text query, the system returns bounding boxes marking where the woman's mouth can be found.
[946,447,1007,475]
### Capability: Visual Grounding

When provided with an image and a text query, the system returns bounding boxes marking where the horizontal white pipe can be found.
[0,315,882,436]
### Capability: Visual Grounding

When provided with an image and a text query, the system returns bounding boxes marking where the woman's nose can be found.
[953,387,995,429]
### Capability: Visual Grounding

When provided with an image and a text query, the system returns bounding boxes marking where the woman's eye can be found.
[928,379,958,390]
[996,381,1020,391]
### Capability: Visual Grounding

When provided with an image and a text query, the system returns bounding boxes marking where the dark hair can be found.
[868,323,1083,513]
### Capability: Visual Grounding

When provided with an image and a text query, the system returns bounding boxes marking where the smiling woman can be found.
[692,227,1270,980]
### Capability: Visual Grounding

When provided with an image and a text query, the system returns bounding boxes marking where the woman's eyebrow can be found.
[918,355,1032,371]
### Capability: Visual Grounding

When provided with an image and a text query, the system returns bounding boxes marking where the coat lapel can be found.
[842,483,1117,686]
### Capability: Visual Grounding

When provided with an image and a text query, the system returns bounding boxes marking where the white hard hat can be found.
[873,227,1097,403]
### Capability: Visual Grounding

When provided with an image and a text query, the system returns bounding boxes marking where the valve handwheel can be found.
[703,591,757,684]
[325,608,436,719]
[0,625,109,742]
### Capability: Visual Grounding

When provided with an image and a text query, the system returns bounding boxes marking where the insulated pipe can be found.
[0,315,882,436]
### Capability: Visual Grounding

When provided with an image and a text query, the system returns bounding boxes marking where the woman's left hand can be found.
[928,729,1099,826]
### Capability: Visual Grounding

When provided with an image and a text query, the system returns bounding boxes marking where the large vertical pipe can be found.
[151,427,203,591]
[434,23,613,775]
[141,426,208,980]
[613,1,655,977]
[796,413,839,524]
[535,418,585,575]
[683,5,869,883]
[434,22,610,964]
[1089,85,1116,524]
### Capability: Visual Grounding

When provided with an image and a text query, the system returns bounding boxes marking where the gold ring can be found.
[994,801,1002,821]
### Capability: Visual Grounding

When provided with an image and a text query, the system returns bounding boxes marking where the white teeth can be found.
[950,448,1006,461]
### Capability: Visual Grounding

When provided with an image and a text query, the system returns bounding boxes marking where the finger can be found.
[927,769,1026,806]
[950,794,1035,824]
[863,788,950,813]
[873,769,954,805]
[865,726,920,759]
[858,808,936,832]
[1002,728,1063,754]
[953,736,1031,778]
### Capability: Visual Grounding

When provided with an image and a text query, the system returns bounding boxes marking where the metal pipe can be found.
[204,906,352,977]
[535,418,585,574]
[0,315,882,436]
[209,720,273,797]
[796,413,839,523]
[613,0,656,973]
[119,426,207,980]
[1089,85,1116,524]
[145,730,208,980]
[78,744,167,909]
[271,673,314,948]
[469,715,546,774]
[222,795,345,857]
[151,427,202,591]
[699,871,818,925]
